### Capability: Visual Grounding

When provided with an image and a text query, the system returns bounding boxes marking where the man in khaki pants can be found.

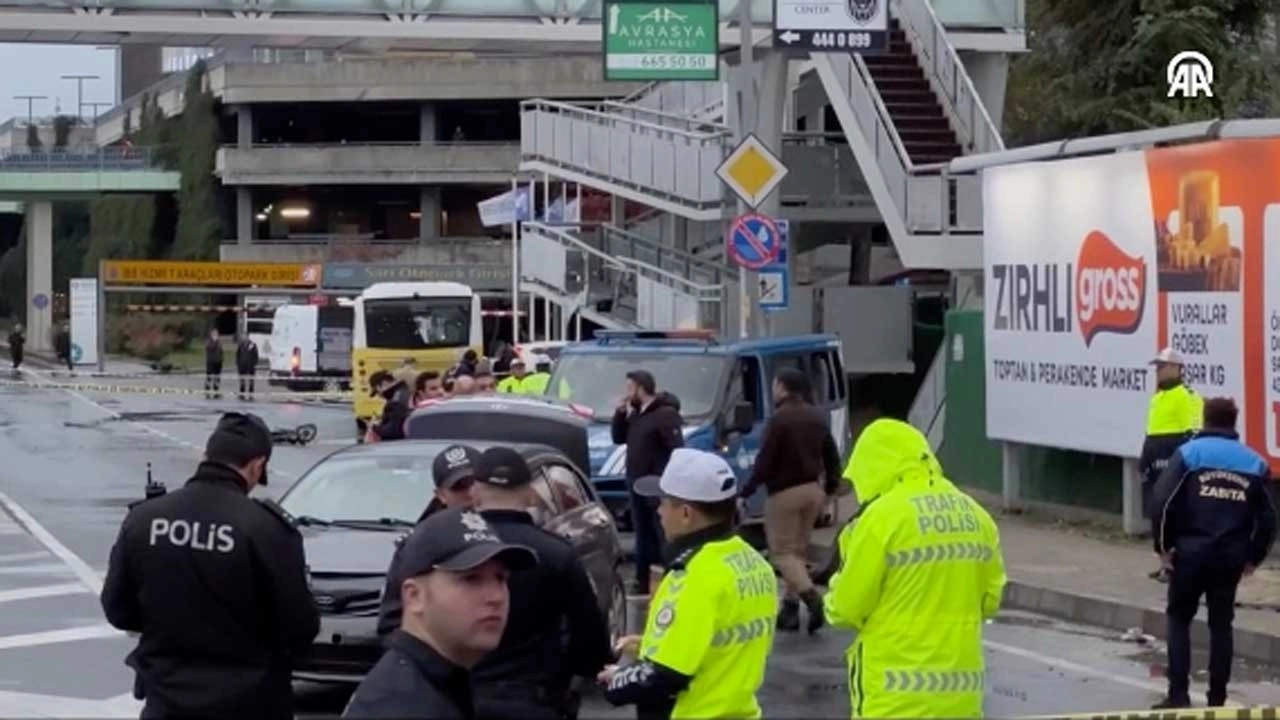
[740,367,843,634]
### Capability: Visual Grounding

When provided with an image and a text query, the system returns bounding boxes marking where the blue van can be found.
[544,330,851,529]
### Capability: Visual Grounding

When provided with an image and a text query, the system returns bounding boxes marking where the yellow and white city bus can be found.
[351,281,482,434]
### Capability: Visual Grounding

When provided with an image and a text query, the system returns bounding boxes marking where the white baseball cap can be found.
[633,448,739,502]
[1151,347,1185,365]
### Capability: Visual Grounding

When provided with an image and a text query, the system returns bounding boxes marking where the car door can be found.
[532,459,620,617]
[722,353,768,518]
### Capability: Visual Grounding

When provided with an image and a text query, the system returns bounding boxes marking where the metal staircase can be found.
[520,101,868,222]
[810,0,1003,271]
[621,79,726,122]
[519,221,727,332]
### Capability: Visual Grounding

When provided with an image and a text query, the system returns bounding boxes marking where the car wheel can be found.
[607,575,628,644]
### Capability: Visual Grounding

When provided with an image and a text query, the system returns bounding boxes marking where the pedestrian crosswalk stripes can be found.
[884,542,993,567]
[882,669,984,693]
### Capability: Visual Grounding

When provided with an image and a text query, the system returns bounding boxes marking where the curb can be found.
[1003,580,1280,665]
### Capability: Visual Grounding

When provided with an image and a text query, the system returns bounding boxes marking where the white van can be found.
[268,304,355,391]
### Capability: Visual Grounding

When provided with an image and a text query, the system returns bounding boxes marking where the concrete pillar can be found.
[671,216,689,252]
[1000,441,1024,512]
[957,51,1009,132]
[609,195,625,227]
[419,186,441,240]
[236,105,253,148]
[1121,458,1146,536]
[237,187,253,245]
[420,102,437,144]
[24,200,52,353]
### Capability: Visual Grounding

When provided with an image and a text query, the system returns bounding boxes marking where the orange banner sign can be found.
[103,261,321,287]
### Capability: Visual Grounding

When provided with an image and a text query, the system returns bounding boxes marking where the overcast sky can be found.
[0,44,117,124]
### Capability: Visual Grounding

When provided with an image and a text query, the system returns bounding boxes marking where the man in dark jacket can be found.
[235,335,259,400]
[204,328,224,399]
[344,507,537,719]
[611,369,684,594]
[100,412,319,720]
[54,323,73,371]
[467,447,613,720]
[377,444,482,639]
[740,366,842,634]
[1150,397,1276,709]
[368,369,413,442]
[7,323,24,370]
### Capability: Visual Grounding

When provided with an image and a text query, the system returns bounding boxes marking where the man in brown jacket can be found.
[740,366,842,635]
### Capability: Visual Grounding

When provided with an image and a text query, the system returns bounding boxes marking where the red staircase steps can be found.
[861,20,965,166]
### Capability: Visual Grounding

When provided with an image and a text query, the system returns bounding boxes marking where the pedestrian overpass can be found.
[0,148,180,353]
[0,0,1019,454]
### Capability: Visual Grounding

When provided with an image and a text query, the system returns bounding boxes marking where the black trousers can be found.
[205,366,222,396]
[628,489,665,592]
[238,372,255,398]
[1165,556,1243,703]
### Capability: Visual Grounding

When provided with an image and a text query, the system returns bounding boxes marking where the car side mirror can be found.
[729,402,755,435]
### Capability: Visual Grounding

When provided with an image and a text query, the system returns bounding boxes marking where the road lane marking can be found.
[55,383,300,482]
[0,552,52,564]
[0,689,140,717]
[983,639,1242,707]
[0,583,88,604]
[0,491,102,594]
[0,624,123,650]
[0,563,78,576]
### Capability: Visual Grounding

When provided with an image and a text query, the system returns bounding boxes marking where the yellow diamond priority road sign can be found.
[716,133,789,209]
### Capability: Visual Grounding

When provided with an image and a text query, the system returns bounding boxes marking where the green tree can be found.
[1004,0,1279,146]
[169,60,222,261]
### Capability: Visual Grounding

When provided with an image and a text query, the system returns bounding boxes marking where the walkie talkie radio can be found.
[129,462,169,510]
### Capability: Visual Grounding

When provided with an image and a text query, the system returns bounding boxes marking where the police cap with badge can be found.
[206,411,274,484]
[397,507,539,578]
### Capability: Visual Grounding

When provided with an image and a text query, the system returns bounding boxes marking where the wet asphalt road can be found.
[2,374,1280,716]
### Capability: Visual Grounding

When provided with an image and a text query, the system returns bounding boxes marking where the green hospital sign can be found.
[603,2,719,81]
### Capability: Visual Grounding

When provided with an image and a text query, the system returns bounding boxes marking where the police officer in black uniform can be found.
[100,412,320,720]
[466,447,614,720]
[1150,397,1277,709]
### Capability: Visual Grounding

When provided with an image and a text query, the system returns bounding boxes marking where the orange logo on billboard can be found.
[1075,230,1146,347]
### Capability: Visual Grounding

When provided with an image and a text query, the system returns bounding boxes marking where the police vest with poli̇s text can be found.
[637,532,776,718]
[826,418,1005,719]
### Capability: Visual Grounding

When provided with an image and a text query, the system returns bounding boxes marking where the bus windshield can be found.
[363,297,471,349]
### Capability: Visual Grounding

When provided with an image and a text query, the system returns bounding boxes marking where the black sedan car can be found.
[280,397,626,683]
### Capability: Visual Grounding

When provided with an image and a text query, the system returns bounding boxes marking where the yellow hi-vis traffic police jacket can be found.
[825,418,1006,719]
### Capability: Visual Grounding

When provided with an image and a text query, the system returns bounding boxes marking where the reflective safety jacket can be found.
[825,419,1006,719]
[497,375,523,393]
[604,527,777,719]
[519,372,550,395]
[1139,381,1203,487]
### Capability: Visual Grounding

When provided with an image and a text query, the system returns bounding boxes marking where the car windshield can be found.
[280,450,446,524]
[364,297,470,349]
[547,353,727,421]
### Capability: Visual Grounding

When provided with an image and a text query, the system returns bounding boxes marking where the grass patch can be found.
[160,344,207,372]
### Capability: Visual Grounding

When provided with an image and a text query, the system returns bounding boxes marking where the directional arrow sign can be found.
[778,30,800,44]
[771,0,888,53]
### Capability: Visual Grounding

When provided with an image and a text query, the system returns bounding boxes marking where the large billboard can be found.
[983,139,1274,472]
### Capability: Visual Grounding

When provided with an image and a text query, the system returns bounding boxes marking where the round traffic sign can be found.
[725,213,781,270]
[32,293,48,310]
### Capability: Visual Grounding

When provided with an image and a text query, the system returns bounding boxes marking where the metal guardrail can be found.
[219,141,519,150]
[0,147,163,172]
[595,223,732,287]
[620,80,726,121]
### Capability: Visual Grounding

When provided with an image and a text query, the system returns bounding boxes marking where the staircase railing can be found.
[905,277,975,453]
[620,80,726,119]
[595,223,732,287]
[520,99,730,213]
[521,221,725,330]
[894,0,1004,155]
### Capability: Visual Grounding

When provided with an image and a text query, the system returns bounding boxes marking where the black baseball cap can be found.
[432,444,481,489]
[398,507,538,577]
[205,412,273,484]
[474,447,533,488]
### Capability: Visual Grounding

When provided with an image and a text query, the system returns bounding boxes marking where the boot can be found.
[801,589,826,635]
[776,599,800,632]
[1206,692,1226,707]
[1151,695,1191,710]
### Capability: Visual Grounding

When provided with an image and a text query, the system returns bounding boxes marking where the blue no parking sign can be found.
[725,213,781,270]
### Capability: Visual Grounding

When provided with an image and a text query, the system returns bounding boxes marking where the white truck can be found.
[267,303,355,392]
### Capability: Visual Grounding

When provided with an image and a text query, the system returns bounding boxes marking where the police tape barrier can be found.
[18,368,352,385]
[1023,706,1279,719]
[0,377,352,402]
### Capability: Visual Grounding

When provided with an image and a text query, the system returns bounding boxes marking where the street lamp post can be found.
[12,95,47,127]
[60,74,100,124]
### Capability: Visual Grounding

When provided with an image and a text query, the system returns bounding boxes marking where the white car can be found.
[513,340,567,368]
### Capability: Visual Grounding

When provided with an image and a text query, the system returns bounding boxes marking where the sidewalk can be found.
[995,513,1280,664]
